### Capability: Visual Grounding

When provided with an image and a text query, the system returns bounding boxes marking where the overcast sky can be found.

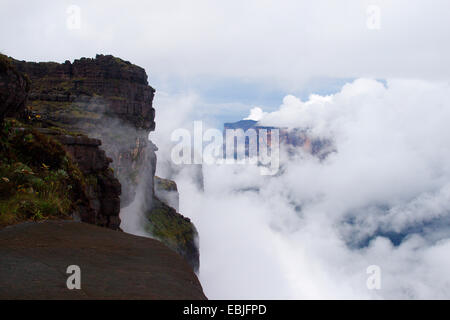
[1,0,450,121]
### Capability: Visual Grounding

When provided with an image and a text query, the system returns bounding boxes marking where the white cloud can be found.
[244,107,267,121]
[1,1,450,90]
[154,78,450,299]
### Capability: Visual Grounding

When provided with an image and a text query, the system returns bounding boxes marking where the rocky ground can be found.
[0,221,206,300]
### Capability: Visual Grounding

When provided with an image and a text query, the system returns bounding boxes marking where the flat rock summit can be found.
[0,221,206,300]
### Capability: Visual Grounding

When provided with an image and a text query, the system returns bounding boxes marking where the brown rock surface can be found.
[0,221,206,300]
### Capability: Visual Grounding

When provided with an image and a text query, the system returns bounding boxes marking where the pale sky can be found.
[1,0,449,101]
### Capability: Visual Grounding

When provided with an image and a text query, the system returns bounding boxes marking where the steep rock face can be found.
[12,54,154,207]
[2,126,122,231]
[0,55,30,123]
[13,54,155,130]
[150,178,200,271]
[51,132,122,229]
[146,196,199,272]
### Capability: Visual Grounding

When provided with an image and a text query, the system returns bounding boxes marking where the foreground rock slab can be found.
[0,221,206,300]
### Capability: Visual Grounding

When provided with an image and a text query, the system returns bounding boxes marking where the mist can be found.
[153,78,450,299]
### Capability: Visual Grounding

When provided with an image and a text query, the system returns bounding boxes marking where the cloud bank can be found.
[154,78,450,299]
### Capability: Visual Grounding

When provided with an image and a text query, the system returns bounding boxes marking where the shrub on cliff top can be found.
[0,54,12,72]
[0,121,89,228]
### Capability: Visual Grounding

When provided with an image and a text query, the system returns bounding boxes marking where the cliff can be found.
[13,54,155,131]
[1,54,200,277]
[12,54,155,206]
[0,55,30,123]
[224,119,335,159]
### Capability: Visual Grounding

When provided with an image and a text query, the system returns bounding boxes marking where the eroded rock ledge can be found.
[12,54,155,130]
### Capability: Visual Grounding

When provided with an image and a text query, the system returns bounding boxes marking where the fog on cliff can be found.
[153,78,450,299]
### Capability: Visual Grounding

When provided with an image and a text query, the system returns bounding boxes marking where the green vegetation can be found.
[29,101,101,118]
[145,197,196,257]
[0,53,31,89]
[112,56,134,69]
[44,126,83,136]
[108,96,126,101]
[155,176,178,192]
[0,53,13,72]
[0,120,88,228]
